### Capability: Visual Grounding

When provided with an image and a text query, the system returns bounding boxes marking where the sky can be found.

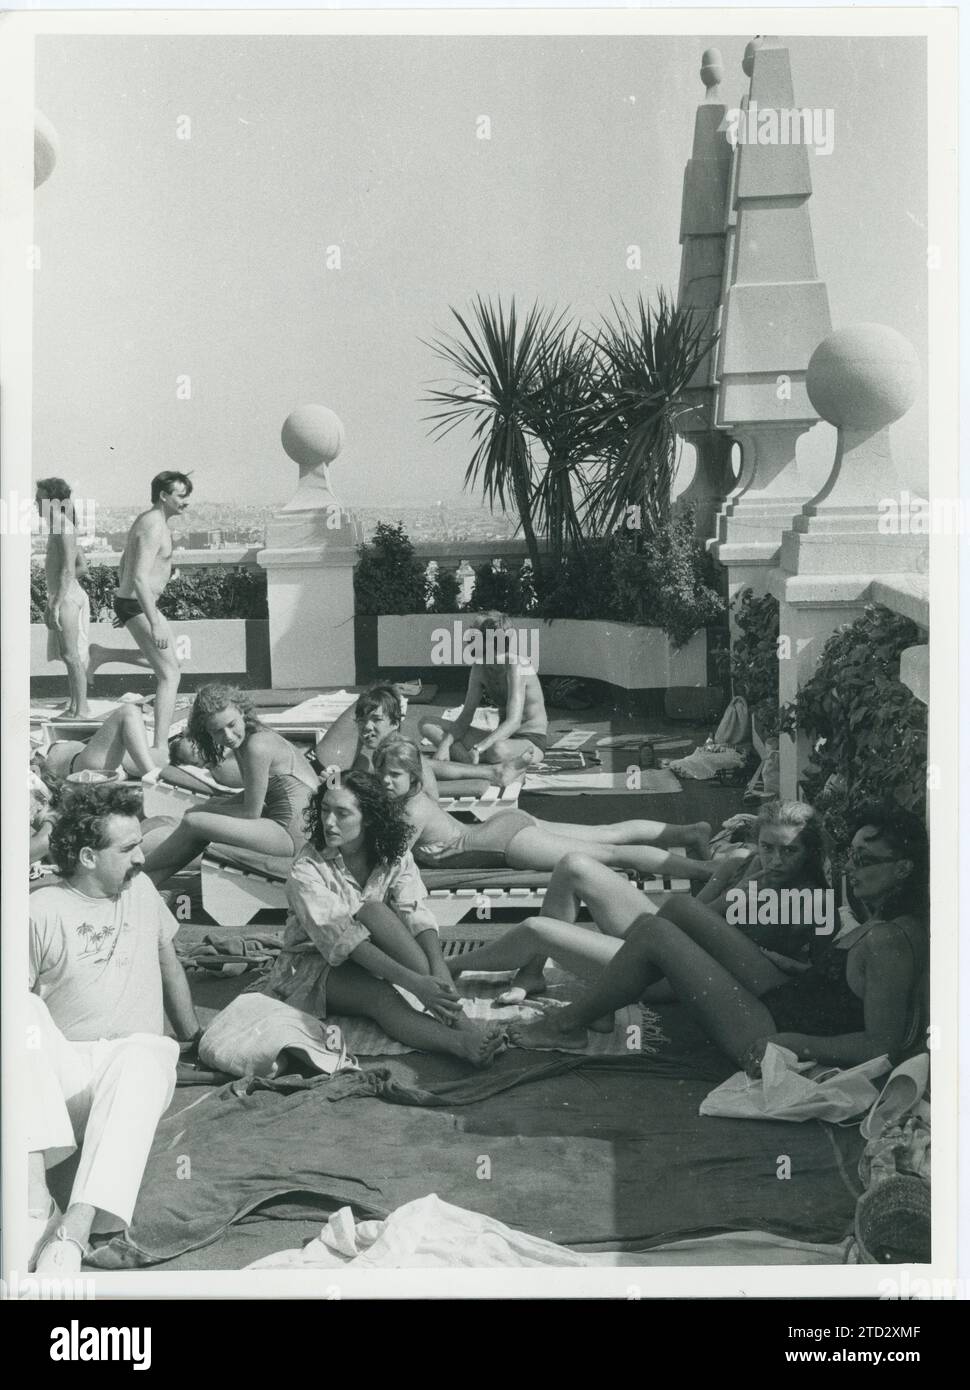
[32,33,928,509]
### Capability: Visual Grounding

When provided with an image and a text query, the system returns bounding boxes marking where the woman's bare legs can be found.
[325,961,507,1067]
[143,800,294,886]
[74,704,164,779]
[510,908,787,1061]
[451,854,662,997]
[57,601,90,718]
[505,825,714,882]
[531,817,711,860]
[355,900,432,976]
[449,914,621,988]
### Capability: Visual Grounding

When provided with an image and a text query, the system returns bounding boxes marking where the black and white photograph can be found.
[0,5,962,1310]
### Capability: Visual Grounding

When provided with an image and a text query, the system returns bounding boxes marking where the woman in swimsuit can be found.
[251,771,507,1068]
[446,800,827,999]
[38,703,182,784]
[374,736,716,881]
[143,683,319,888]
[507,803,928,1072]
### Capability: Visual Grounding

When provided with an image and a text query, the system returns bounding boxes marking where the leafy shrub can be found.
[730,589,781,736]
[534,511,725,646]
[469,560,538,615]
[427,566,462,614]
[780,604,927,850]
[354,522,428,616]
[30,562,268,621]
[350,515,724,647]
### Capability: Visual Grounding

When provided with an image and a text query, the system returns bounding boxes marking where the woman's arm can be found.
[770,930,917,1067]
[696,851,756,910]
[237,732,275,818]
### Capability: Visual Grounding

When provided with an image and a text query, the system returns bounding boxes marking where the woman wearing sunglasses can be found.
[509,803,928,1076]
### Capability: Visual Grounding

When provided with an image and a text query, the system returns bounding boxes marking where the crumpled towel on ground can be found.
[700,1043,891,1123]
[245,1196,854,1270]
[179,932,283,975]
[668,747,745,781]
[246,1193,590,1269]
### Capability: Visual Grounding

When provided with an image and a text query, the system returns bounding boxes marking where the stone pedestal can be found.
[257,406,357,689]
[771,325,924,796]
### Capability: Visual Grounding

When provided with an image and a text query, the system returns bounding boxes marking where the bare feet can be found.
[508,1014,589,1051]
[493,762,525,788]
[448,1023,508,1067]
[495,957,548,1003]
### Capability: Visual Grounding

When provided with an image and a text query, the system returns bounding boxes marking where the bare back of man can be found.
[112,474,192,749]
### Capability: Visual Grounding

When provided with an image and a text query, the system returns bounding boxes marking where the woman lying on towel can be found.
[251,771,507,1067]
[504,804,928,1074]
[375,736,715,881]
[143,684,319,888]
[447,799,827,999]
[314,683,519,789]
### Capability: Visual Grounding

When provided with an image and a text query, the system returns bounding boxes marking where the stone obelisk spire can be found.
[673,47,734,540]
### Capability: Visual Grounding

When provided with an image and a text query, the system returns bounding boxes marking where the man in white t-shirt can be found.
[27,784,201,1275]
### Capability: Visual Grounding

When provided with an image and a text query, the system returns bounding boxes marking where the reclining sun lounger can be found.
[259,690,359,741]
[200,844,692,929]
[435,780,523,822]
[140,773,242,821]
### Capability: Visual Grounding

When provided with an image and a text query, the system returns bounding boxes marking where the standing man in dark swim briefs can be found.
[113,471,193,750]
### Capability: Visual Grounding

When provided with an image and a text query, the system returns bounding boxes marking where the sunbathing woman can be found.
[508,804,928,1072]
[446,800,827,999]
[251,771,506,1067]
[143,683,319,888]
[38,703,171,782]
[375,736,715,882]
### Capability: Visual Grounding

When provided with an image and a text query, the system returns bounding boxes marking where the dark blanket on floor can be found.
[80,1004,864,1270]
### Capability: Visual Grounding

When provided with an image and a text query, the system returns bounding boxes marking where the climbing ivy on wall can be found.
[730,589,781,737]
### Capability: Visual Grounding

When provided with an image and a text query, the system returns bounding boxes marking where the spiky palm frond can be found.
[423,297,567,568]
[586,290,717,537]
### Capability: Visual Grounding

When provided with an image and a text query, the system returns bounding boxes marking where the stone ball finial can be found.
[281,405,345,473]
[700,48,724,90]
[806,325,920,431]
[34,110,59,189]
[742,37,766,77]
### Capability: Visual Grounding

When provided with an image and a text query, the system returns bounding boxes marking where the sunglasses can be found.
[846,849,896,869]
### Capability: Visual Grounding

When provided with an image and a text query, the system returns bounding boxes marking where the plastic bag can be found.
[700,1043,891,1123]
[714,695,749,746]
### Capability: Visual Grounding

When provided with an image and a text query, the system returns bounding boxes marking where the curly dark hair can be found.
[850,802,929,922]
[304,769,412,865]
[187,683,261,766]
[48,783,144,878]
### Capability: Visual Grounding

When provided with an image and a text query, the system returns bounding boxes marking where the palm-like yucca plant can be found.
[424,297,565,572]
[525,324,604,568]
[586,290,717,540]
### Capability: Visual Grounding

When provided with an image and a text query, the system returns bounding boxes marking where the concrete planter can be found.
[31,618,270,687]
[374,614,708,690]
